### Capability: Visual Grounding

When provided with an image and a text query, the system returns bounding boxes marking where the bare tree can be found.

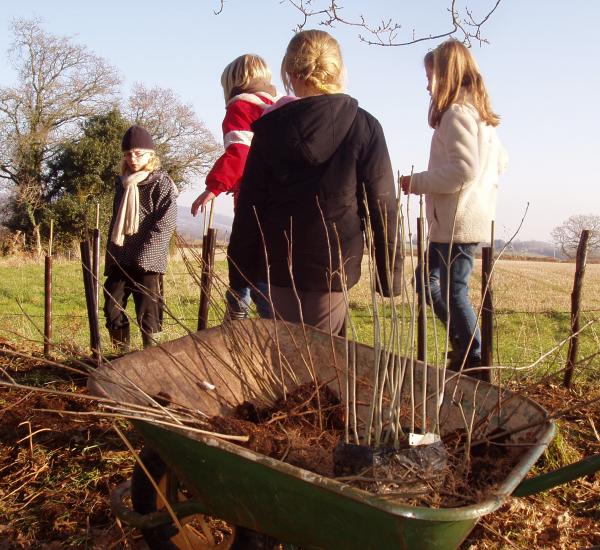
[0,18,120,253]
[125,83,222,189]
[214,0,503,46]
[4,180,46,254]
[551,214,600,258]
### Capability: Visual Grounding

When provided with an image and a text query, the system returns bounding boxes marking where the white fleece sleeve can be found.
[411,107,480,195]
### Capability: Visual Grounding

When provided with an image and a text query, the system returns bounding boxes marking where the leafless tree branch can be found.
[217,0,503,47]
[214,0,225,15]
[0,18,120,246]
[551,214,600,259]
[125,83,222,189]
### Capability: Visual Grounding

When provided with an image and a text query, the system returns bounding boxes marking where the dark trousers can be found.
[270,285,347,336]
[103,265,164,334]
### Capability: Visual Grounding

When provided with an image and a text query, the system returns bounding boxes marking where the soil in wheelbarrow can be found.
[210,382,343,478]
[208,382,521,509]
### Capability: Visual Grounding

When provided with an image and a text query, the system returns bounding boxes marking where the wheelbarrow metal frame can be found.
[125,417,555,550]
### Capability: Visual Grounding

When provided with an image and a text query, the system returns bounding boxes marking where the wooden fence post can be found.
[92,204,101,313]
[80,239,102,364]
[197,228,217,331]
[480,246,494,383]
[44,220,53,357]
[417,216,426,362]
[564,230,591,388]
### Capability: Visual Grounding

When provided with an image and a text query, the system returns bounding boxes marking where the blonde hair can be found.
[281,30,345,96]
[121,151,161,176]
[427,40,499,128]
[220,54,272,102]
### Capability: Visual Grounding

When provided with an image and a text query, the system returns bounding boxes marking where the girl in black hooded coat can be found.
[228,29,402,335]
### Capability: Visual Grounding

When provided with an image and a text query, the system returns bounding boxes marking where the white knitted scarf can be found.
[110,170,151,246]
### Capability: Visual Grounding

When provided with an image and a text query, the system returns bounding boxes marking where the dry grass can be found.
[474,259,600,313]
[347,255,600,314]
[0,345,142,549]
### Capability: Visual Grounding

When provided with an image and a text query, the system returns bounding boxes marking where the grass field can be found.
[1,252,599,384]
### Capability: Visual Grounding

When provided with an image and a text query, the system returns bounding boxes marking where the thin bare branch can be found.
[277,0,503,47]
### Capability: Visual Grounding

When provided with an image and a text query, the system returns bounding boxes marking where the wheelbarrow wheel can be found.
[131,446,237,550]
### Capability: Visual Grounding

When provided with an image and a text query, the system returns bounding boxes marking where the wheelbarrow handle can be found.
[512,454,600,497]
[110,479,204,529]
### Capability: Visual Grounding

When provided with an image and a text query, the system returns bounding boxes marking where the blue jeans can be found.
[226,281,272,320]
[416,242,481,364]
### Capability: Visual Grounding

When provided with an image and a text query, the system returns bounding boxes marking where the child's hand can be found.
[191,190,217,216]
[400,175,412,195]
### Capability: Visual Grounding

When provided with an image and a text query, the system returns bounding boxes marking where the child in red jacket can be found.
[191,54,277,319]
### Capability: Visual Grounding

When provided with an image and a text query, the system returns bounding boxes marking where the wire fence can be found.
[4,309,600,320]
[2,252,600,367]
[0,260,600,321]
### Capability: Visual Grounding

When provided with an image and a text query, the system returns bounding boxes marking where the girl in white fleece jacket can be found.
[401,40,507,378]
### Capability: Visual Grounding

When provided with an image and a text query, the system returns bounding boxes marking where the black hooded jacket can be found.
[227,93,402,296]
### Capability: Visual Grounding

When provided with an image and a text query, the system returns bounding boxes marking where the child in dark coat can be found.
[228,31,402,334]
[104,125,178,350]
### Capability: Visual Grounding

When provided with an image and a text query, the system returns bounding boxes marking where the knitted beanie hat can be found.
[121,125,155,151]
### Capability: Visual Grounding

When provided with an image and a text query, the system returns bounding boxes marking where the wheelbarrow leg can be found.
[128,446,238,549]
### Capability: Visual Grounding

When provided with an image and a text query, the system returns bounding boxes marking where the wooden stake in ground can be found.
[480,245,494,382]
[44,220,53,357]
[564,229,591,388]
[80,239,102,364]
[197,201,217,331]
[92,203,101,313]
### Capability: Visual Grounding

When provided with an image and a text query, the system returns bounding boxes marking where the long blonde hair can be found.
[281,30,345,96]
[221,54,272,103]
[120,151,161,176]
[427,40,499,128]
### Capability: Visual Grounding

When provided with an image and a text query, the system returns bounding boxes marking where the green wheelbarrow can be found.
[88,320,600,550]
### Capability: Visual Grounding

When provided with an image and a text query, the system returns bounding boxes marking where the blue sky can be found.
[0,1,598,242]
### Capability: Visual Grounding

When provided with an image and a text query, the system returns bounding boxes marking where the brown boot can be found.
[109,327,130,353]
